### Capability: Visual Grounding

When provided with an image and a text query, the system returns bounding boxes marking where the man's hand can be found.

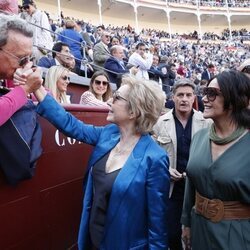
[13,62,43,95]
[13,62,34,85]
[170,168,186,181]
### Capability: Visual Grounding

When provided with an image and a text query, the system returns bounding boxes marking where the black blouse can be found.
[89,152,121,248]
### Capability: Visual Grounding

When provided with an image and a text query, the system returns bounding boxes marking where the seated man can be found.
[148,54,167,83]
[104,45,137,88]
[38,41,75,70]
[93,31,111,70]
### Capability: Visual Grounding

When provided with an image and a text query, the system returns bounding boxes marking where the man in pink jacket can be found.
[0,0,18,14]
[0,13,42,126]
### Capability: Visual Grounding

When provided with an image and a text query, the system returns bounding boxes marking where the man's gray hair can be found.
[0,14,33,48]
[110,45,123,55]
[172,78,196,94]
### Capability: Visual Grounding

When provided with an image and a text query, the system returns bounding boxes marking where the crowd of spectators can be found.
[167,0,250,8]
[4,0,249,106]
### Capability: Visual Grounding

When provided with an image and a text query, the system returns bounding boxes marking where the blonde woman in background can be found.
[80,71,112,107]
[44,65,71,104]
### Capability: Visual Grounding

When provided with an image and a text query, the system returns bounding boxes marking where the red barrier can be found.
[0,105,108,250]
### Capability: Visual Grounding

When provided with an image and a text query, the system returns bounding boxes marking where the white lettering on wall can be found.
[55,130,82,146]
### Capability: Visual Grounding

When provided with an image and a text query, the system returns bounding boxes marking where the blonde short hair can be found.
[44,65,70,104]
[121,75,166,134]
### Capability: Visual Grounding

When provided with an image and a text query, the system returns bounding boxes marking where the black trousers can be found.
[167,196,184,250]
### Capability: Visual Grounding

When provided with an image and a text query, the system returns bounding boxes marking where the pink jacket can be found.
[0,86,27,126]
[0,0,18,14]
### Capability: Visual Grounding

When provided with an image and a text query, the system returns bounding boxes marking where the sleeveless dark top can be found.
[89,152,121,248]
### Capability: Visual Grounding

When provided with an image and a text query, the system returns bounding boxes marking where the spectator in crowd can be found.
[238,58,250,79]
[109,36,120,47]
[104,45,138,88]
[94,25,105,44]
[177,61,187,77]
[110,35,129,62]
[44,65,71,104]
[181,70,250,250]
[128,42,153,80]
[0,0,18,14]
[160,63,177,95]
[57,19,85,75]
[93,31,111,70]
[0,13,42,126]
[201,63,215,81]
[33,74,170,250]
[148,54,167,83]
[75,20,94,48]
[38,41,75,70]
[153,78,211,250]
[79,71,112,107]
[22,0,53,63]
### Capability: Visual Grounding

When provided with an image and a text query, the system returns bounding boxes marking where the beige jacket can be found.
[153,109,212,197]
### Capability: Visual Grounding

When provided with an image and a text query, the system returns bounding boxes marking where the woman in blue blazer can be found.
[34,75,170,250]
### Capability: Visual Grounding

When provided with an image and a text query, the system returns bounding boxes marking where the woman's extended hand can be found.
[182,226,191,250]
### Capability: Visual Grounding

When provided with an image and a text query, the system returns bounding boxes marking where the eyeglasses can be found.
[202,87,221,102]
[94,79,109,86]
[61,75,70,82]
[112,91,128,103]
[241,65,250,74]
[0,48,33,67]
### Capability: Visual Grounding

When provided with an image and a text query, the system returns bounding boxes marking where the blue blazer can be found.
[37,95,170,250]
[201,69,210,81]
[104,57,129,86]
[37,57,56,68]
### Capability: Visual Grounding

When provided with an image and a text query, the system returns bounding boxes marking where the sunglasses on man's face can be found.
[202,87,221,102]
[94,79,109,86]
[241,65,250,74]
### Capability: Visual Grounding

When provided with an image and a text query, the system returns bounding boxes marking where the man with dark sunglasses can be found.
[93,31,111,70]
[0,13,42,125]
[153,79,211,250]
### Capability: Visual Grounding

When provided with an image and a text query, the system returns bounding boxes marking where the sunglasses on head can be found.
[202,87,221,102]
[61,75,70,81]
[94,79,109,86]
[112,91,128,103]
[241,65,250,74]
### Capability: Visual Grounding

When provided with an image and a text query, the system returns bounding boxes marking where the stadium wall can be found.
[19,1,250,35]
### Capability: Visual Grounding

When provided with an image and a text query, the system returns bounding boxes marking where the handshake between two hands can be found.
[13,62,44,95]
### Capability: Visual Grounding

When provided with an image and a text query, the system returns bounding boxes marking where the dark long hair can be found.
[210,70,250,128]
[89,71,112,102]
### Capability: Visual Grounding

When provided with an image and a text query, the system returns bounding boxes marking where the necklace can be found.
[209,124,246,145]
[113,137,139,157]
